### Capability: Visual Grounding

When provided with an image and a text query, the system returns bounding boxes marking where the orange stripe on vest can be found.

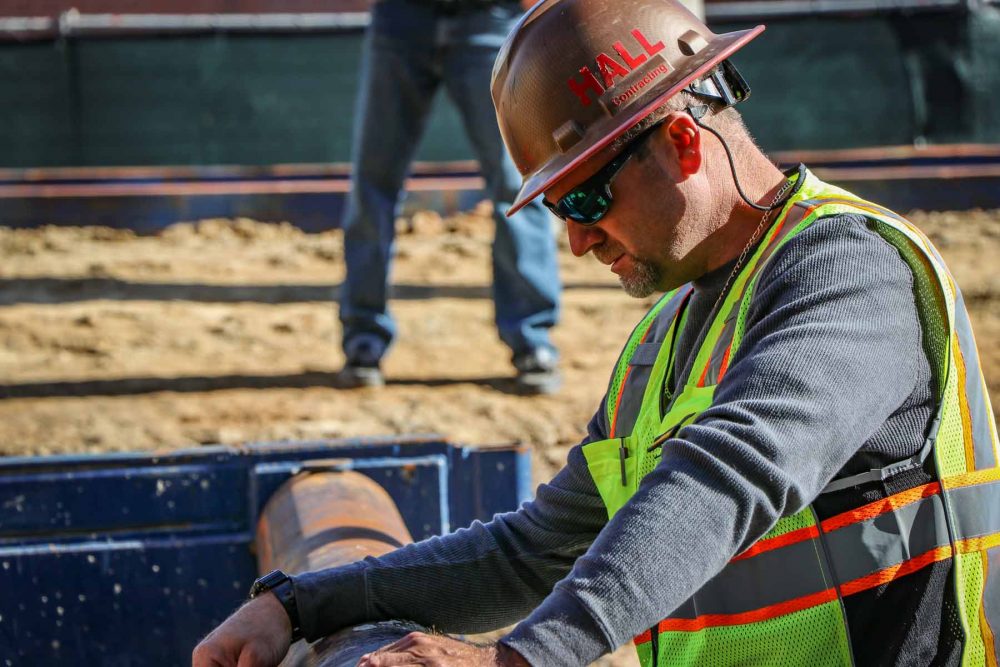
[731,525,819,562]
[640,589,839,639]
[821,482,941,533]
[637,546,953,642]
[839,546,952,597]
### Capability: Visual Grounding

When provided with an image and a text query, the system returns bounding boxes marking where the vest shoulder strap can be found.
[606,286,692,437]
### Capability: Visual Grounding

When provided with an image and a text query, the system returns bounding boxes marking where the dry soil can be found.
[2,206,997,481]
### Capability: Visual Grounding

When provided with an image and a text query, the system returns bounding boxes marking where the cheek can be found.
[627,193,680,241]
[610,165,685,248]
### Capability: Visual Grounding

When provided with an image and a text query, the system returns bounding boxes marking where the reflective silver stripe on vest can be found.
[954,291,999,470]
[701,200,813,386]
[948,478,1000,544]
[702,314,737,388]
[824,493,949,585]
[613,288,691,438]
[667,532,832,619]
[631,343,661,366]
[662,480,1000,621]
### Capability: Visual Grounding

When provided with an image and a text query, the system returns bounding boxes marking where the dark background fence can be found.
[1,1,998,169]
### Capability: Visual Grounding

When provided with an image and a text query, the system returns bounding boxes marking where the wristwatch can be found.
[249,569,304,643]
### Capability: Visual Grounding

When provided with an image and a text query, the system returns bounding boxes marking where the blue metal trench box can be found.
[0,436,532,666]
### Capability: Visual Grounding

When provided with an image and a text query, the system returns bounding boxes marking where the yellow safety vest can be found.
[583,169,1000,666]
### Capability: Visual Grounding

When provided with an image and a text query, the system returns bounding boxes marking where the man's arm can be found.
[193,408,612,667]
[192,592,292,667]
[292,403,613,640]
[499,215,929,665]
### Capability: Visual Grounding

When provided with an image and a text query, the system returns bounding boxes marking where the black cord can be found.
[686,105,791,212]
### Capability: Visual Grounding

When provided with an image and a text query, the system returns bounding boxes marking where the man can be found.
[195,0,1000,664]
[335,0,562,394]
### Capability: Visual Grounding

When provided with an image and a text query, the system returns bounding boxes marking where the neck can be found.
[702,147,787,274]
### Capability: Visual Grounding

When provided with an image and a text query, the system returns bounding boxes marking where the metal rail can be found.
[0,11,370,41]
[705,0,967,20]
[1,0,994,41]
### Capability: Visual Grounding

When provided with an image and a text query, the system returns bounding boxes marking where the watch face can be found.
[250,570,287,598]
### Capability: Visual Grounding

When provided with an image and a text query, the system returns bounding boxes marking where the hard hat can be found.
[491,0,764,215]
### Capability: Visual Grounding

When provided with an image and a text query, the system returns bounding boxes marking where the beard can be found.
[593,242,661,298]
[619,257,661,298]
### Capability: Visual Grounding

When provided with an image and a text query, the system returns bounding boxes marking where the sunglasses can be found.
[543,121,662,225]
[542,62,752,226]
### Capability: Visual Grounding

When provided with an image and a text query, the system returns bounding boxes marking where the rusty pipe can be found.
[256,470,425,667]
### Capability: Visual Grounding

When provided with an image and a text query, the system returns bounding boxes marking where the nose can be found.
[566,220,606,257]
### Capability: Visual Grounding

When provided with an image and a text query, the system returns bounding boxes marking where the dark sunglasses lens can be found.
[561,188,610,224]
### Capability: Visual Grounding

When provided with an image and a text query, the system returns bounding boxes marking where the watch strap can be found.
[250,570,304,643]
[269,578,304,643]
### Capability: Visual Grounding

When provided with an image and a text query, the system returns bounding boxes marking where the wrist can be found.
[249,570,303,643]
[496,642,531,667]
[253,590,293,640]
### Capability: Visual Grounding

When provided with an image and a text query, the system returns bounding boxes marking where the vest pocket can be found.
[582,437,639,519]
[629,342,661,367]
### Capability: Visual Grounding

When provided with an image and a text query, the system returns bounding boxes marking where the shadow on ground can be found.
[0,278,618,305]
[0,372,518,399]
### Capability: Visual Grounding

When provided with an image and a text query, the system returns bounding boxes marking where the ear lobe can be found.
[665,116,701,177]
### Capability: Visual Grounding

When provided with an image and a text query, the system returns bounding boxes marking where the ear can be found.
[662,113,701,177]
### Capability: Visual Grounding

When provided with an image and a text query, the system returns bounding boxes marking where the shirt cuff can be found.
[500,588,615,667]
[292,561,369,641]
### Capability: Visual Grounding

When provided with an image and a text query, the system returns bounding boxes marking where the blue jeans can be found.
[339,0,561,363]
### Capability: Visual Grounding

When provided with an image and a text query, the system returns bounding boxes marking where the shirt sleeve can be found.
[292,398,613,641]
[500,215,927,665]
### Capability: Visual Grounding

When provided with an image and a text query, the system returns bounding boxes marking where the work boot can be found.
[512,347,562,395]
[335,336,385,389]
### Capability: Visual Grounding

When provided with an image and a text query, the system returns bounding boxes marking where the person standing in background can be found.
[336,0,562,394]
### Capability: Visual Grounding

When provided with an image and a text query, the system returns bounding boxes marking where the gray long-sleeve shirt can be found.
[293,212,935,665]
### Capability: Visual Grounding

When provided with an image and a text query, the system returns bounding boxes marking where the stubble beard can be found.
[620,257,661,298]
[594,243,662,298]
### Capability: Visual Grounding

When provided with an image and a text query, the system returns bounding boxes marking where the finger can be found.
[360,651,424,667]
[192,643,230,667]
[235,644,268,667]
[376,631,429,653]
[192,656,227,667]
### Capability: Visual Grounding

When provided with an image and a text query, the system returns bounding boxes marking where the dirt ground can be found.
[0,204,998,664]
[0,205,652,478]
[2,204,998,477]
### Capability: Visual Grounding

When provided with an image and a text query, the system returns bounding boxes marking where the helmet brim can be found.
[506,24,765,217]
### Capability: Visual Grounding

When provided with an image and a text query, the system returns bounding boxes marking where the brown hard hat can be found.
[491,0,764,215]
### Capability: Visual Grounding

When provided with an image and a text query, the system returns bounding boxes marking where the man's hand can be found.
[191,592,292,667]
[358,632,530,667]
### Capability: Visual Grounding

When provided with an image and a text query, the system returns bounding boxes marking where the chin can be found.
[620,277,658,299]
[619,260,662,298]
